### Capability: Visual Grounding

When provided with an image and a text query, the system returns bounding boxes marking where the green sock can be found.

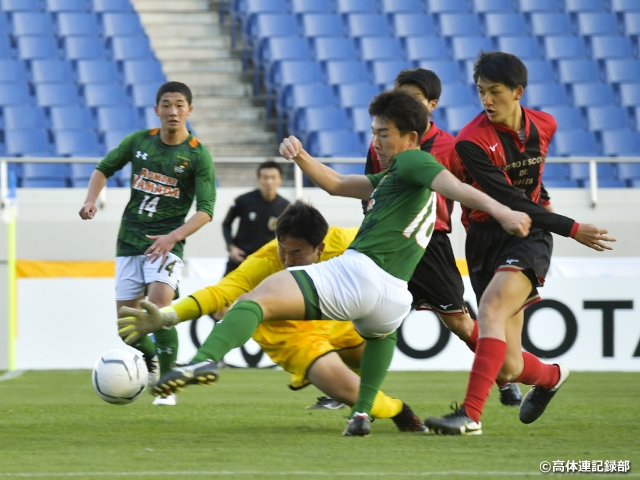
[153,327,179,375]
[352,331,398,417]
[133,334,156,359]
[192,300,263,363]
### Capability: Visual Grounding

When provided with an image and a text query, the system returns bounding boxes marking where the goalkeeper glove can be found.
[117,300,179,345]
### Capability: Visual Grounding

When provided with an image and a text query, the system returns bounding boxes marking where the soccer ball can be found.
[92,349,148,405]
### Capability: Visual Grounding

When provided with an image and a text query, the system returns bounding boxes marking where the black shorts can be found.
[465,222,553,306]
[408,230,467,316]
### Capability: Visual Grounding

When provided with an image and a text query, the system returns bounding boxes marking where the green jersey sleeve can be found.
[96,133,135,178]
[193,149,216,218]
[365,171,386,189]
[395,150,446,188]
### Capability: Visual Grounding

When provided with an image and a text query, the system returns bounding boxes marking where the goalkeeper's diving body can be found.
[119,91,531,436]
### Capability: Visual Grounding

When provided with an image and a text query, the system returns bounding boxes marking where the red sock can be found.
[462,337,507,423]
[462,320,479,352]
[513,352,559,389]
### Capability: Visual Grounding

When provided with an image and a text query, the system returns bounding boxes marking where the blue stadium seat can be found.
[604,59,640,84]
[313,37,358,62]
[0,83,31,106]
[617,163,640,183]
[544,36,587,59]
[370,60,412,86]
[49,105,94,130]
[438,84,476,108]
[325,60,370,85]
[286,83,336,112]
[76,59,119,83]
[583,178,628,188]
[54,129,102,156]
[444,106,481,134]
[3,106,47,130]
[518,0,561,12]
[359,37,404,61]
[543,179,580,188]
[12,13,56,36]
[35,83,80,107]
[241,0,289,41]
[555,131,599,156]
[404,36,449,61]
[336,82,380,108]
[589,36,633,60]
[141,107,159,128]
[484,13,528,37]
[523,59,556,83]
[122,60,165,85]
[349,106,371,134]
[568,163,615,183]
[293,106,350,137]
[346,14,392,38]
[473,0,515,13]
[102,13,144,36]
[130,82,157,107]
[428,0,471,14]
[92,0,133,13]
[110,36,154,60]
[416,60,462,83]
[542,163,569,180]
[5,130,51,156]
[612,0,640,12]
[31,59,75,83]
[271,60,324,112]
[258,37,312,92]
[557,59,601,84]
[325,162,367,174]
[576,13,620,37]
[623,12,640,36]
[564,0,607,12]
[300,14,344,38]
[619,83,640,107]
[22,163,69,187]
[83,83,128,107]
[336,0,379,14]
[600,130,640,156]
[392,14,437,38]
[0,36,11,58]
[451,36,493,61]
[1,0,41,11]
[586,106,631,131]
[307,130,362,157]
[530,13,573,36]
[571,83,615,107]
[103,130,130,151]
[382,0,425,14]
[522,83,568,108]
[57,13,101,36]
[291,0,334,14]
[496,37,541,60]
[17,36,60,60]
[64,36,107,60]
[46,0,88,12]
[0,59,27,82]
[439,13,483,37]
[69,163,104,188]
[542,106,583,130]
[96,106,138,131]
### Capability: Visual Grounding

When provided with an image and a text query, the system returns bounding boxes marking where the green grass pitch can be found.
[0,369,639,479]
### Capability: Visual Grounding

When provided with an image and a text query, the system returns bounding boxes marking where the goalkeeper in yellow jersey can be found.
[120,200,425,432]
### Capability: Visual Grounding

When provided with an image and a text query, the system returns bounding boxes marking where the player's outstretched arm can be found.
[78,170,107,220]
[118,300,180,345]
[572,223,616,251]
[279,136,374,200]
[430,169,531,237]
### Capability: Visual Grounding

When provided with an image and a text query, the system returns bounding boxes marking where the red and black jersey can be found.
[364,121,463,233]
[455,107,577,237]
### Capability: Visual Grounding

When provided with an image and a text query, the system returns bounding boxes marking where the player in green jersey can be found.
[117,91,529,435]
[79,81,216,406]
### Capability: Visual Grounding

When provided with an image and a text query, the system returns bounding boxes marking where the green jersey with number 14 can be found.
[348,149,445,281]
[96,128,216,258]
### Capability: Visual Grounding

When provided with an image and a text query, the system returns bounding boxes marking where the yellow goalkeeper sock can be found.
[370,390,403,419]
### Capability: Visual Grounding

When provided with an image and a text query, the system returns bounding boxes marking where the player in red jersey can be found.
[426,52,616,435]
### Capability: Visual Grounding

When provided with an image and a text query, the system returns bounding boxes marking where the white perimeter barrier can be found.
[15,257,640,372]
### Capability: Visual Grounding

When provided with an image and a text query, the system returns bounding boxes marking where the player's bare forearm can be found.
[171,211,212,242]
[79,170,107,219]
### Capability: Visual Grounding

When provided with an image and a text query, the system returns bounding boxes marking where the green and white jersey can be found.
[96,128,216,259]
[349,149,445,281]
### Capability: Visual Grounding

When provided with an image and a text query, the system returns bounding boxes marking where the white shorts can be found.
[289,249,412,338]
[115,253,184,301]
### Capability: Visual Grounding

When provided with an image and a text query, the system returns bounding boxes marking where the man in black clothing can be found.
[222,160,289,275]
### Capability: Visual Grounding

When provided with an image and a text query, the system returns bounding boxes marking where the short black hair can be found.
[473,51,528,90]
[395,68,442,101]
[369,90,429,138]
[257,160,283,178]
[156,81,192,105]
[276,200,328,249]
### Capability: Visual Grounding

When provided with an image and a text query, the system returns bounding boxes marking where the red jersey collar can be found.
[490,107,530,147]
